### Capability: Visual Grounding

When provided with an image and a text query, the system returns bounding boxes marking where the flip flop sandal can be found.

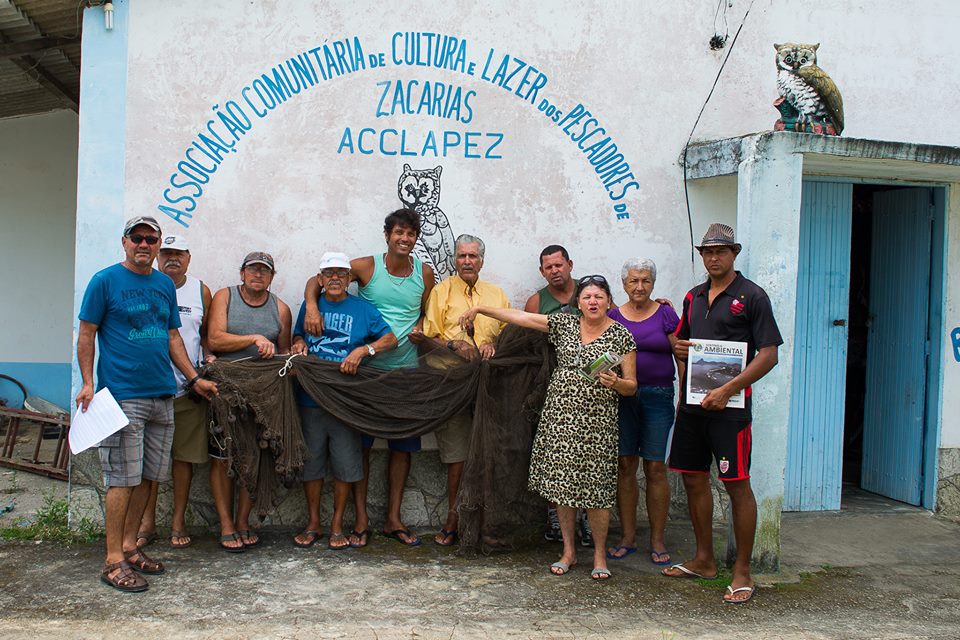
[101,560,148,593]
[349,529,370,548]
[650,550,672,566]
[124,548,165,575]
[550,561,575,575]
[591,567,612,580]
[136,530,158,548]
[724,585,757,604]
[170,530,192,549]
[328,532,350,550]
[383,528,421,546]
[661,563,718,580]
[606,545,637,560]
[294,530,321,548]
[237,529,261,547]
[219,533,246,553]
[434,529,458,546]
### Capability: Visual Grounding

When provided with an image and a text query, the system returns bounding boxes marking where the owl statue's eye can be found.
[800,56,808,63]
[784,55,793,63]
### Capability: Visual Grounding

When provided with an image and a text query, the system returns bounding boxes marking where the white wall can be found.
[0,111,77,407]
[72,1,960,437]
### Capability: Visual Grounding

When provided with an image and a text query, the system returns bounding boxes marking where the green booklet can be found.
[579,351,623,382]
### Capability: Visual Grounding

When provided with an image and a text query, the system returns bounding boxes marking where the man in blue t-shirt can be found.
[76,215,218,593]
[290,251,397,550]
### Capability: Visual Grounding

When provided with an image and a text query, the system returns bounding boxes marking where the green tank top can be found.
[359,253,424,369]
[537,285,565,315]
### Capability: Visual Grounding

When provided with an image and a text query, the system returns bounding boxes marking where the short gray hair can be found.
[621,257,657,282]
[455,234,485,259]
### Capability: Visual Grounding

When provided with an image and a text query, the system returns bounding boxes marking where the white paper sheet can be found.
[69,388,129,455]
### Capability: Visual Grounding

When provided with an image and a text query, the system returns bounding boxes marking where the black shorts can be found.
[667,411,751,481]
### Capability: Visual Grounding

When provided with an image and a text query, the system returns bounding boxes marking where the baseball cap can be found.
[160,234,189,251]
[241,251,275,271]
[318,252,351,271]
[123,215,162,236]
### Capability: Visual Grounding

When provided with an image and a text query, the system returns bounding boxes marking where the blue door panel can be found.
[861,189,930,505]
[785,181,852,511]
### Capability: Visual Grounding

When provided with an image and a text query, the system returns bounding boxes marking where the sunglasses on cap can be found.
[577,274,608,287]
[127,234,160,245]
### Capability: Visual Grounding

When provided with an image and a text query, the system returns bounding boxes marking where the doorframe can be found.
[804,177,947,509]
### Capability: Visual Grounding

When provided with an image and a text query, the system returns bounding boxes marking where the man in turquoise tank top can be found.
[303,209,435,547]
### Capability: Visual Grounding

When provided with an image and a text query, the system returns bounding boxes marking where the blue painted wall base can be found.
[0,362,72,410]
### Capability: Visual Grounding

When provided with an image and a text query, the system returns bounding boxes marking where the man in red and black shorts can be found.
[662,223,782,605]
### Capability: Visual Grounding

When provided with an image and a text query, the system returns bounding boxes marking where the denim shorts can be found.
[617,385,675,461]
[300,405,363,482]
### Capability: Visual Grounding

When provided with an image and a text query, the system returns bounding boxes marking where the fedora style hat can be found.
[695,223,742,253]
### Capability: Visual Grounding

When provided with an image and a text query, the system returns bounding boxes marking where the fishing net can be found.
[203,324,555,549]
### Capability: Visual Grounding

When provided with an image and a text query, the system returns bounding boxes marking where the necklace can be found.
[384,254,414,286]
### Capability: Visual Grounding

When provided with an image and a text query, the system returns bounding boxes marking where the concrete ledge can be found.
[685,131,960,181]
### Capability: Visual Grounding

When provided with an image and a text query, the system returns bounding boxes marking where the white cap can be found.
[318,252,351,271]
[160,234,189,251]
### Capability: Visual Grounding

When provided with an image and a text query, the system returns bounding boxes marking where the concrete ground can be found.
[0,481,959,640]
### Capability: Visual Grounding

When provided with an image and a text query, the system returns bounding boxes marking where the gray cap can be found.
[123,215,162,236]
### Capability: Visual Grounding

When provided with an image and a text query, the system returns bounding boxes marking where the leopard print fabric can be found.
[528,313,636,509]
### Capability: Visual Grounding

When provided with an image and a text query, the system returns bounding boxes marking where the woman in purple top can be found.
[606,258,682,566]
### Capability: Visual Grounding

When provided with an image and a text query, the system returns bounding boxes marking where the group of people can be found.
[77,210,781,605]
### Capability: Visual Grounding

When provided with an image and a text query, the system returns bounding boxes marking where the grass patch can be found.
[0,494,102,544]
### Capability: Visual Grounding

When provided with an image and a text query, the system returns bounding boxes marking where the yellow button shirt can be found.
[422,274,510,367]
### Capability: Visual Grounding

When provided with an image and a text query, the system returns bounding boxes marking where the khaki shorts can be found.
[171,395,209,464]
[434,412,472,464]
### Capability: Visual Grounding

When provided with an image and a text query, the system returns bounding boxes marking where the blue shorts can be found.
[361,434,421,453]
[618,385,675,461]
[301,406,363,482]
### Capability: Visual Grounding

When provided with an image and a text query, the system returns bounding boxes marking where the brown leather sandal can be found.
[124,548,165,575]
[101,560,148,592]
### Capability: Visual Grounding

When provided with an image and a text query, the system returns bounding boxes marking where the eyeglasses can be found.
[244,265,273,274]
[127,234,160,245]
[578,274,608,287]
[321,269,349,278]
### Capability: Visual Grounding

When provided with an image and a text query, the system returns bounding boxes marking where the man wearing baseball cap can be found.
[662,223,783,605]
[76,216,218,592]
[137,234,215,551]
[290,251,397,550]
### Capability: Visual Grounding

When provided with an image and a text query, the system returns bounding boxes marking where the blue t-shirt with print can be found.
[78,263,181,401]
[293,294,391,407]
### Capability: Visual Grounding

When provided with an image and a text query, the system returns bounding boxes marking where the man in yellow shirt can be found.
[409,233,510,546]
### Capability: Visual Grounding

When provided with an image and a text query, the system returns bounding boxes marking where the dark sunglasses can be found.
[321,269,349,278]
[578,274,608,287]
[128,234,160,245]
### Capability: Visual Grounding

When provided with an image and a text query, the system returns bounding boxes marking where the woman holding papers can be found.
[605,258,681,567]
[460,274,636,580]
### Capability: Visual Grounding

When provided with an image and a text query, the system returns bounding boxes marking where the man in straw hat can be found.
[662,223,783,605]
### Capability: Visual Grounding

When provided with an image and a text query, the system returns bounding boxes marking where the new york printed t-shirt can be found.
[293,294,391,407]
[78,263,181,401]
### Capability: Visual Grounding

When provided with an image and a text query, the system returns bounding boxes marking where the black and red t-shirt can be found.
[675,271,783,419]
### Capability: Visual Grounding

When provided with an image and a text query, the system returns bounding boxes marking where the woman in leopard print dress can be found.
[460,275,636,580]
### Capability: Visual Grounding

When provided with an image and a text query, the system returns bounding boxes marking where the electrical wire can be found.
[681,0,755,264]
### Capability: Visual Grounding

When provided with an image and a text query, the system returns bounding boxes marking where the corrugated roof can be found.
[0,0,82,119]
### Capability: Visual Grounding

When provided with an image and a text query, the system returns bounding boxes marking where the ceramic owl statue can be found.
[773,42,844,136]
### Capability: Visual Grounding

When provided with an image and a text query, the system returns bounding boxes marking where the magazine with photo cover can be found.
[686,339,748,409]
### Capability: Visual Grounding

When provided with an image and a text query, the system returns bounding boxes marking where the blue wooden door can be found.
[785,181,852,511]
[861,188,931,505]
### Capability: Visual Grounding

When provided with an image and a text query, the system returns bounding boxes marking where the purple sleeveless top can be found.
[608,304,679,387]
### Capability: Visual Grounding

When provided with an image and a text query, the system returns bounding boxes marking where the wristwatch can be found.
[366,344,376,357]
